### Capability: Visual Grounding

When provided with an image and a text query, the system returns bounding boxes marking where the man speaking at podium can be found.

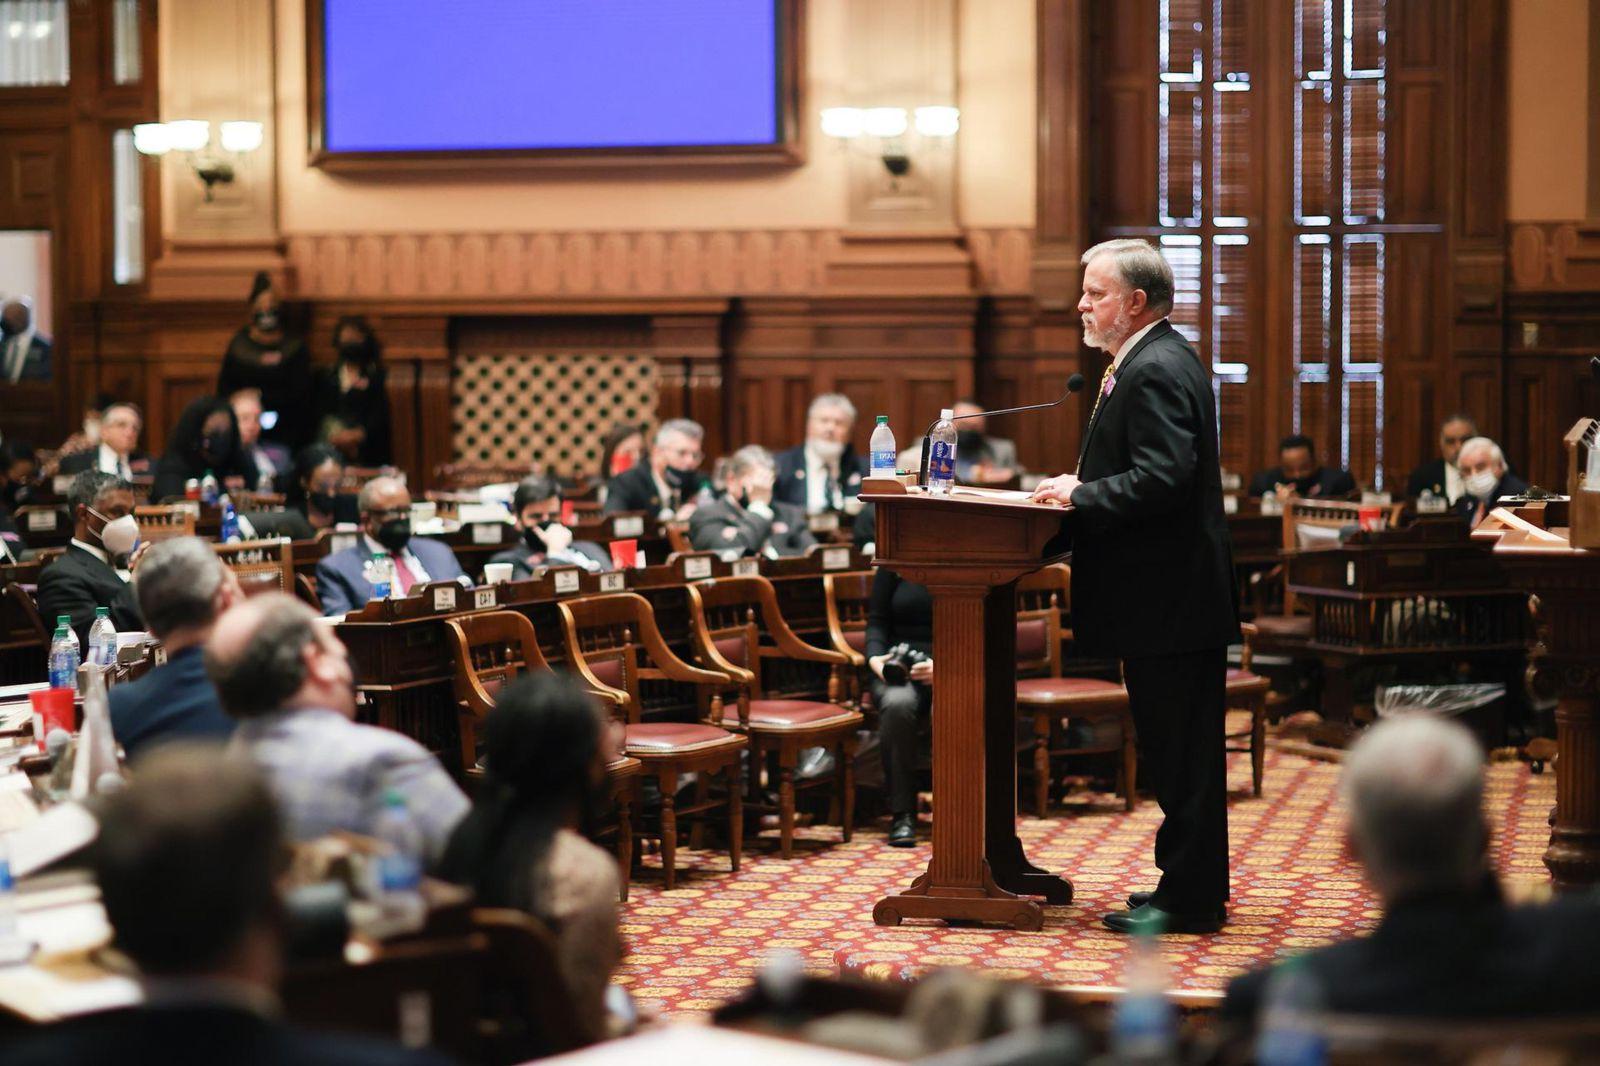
[1031,239,1239,935]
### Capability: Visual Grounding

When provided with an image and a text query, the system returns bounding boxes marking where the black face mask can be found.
[521,526,546,551]
[253,309,279,332]
[338,341,376,372]
[374,518,411,553]
[309,490,339,516]
[200,432,233,464]
[956,430,985,453]
[662,465,696,492]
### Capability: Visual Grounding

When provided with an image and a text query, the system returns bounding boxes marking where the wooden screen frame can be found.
[305,0,805,171]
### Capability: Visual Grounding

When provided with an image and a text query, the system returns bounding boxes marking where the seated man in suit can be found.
[0,297,51,383]
[1453,436,1529,527]
[313,475,465,615]
[1405,412,1476,504]
[36,469,144,646]
[897,399,1024,486]
[110,537,241,759]
[603,418,708,521]
[230,387,292,494]
[57,402,151,481]
[1223,715,1600,1029]
[208,594,469,861]
[486,473,610,579]
[5,744,447,1066]
[773,393,868,516]
[1247,434,1358,500]
[690,445,817,559]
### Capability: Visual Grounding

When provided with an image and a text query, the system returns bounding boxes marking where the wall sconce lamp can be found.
[132,120,264,202]
[821,106,959,181]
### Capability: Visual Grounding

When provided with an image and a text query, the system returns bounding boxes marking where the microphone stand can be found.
[917,375,1086,486]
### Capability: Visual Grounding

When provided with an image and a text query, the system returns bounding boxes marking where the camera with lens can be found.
[880,642,931,686]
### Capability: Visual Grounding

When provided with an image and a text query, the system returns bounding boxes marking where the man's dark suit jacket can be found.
[1453,470,1530,522]
[689,496,817,557]
[109,645,233,759]
[1246,464,1358,499]
[1222,889,1600,1024]
[1405,458,1450,500]
[1067,320,1240,659]
[2,1002,450,1065]
[36,544,143,647]
[3,335,51,382]
[315,537,465,616]
[602,464,704,515]
[771,444,869,512]
[485,539,612,580]
[57,448,152,477]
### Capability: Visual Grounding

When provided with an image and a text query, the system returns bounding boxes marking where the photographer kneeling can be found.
[865,568,933,847]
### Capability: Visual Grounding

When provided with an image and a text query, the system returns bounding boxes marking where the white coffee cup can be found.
[483,562,514,585]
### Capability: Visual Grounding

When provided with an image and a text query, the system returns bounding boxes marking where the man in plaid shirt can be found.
[206,594,468,863]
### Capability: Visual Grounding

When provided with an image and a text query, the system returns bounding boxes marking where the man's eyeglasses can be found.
[365,507,410,520]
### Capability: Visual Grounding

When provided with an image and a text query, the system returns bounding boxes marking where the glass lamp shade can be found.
[219,121,263,153]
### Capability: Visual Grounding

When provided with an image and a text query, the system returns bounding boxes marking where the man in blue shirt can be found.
[110,536,242,759]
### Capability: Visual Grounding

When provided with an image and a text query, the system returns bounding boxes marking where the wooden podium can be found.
[862,482,1074,930]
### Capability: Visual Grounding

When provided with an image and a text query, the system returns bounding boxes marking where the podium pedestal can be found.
[863,484,1073,930]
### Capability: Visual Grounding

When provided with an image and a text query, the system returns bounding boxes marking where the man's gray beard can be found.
[1082,306,1134,353]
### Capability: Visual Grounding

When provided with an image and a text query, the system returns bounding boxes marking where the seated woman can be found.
[438,671,624,1047]
[865,567,933,848]
[151,396,261,502]
[311,316,392,467]
[239,444,357,541]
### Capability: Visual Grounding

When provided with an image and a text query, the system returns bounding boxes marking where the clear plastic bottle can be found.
[926,408,957,495]
[1255,956,1328,1066]
[199,469,219,506]
[0,836,17,947]
[869,415,897,479]
[1417,488,1446,514]
[364,552,394,601]
[373,790,426,933]
[1111,919,1177,1066]
[219,495,241,543]
[87,607,117,667]
[47,615,80,692]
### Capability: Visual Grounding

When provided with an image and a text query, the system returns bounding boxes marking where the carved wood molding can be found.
[1508,222,1600,292]
[284,227,1033,300]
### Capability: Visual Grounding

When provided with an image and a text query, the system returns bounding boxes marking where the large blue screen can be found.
[321,0,781,153]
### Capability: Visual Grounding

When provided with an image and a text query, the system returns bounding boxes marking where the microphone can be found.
[918,374,1086,486]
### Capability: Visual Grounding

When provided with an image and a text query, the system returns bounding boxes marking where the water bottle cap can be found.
[56,615,70,625]
[875,414,887,424]
[940,408,953,420]
[94,607,108,618]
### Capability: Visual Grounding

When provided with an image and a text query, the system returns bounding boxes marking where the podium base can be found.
[872,862,1072,931]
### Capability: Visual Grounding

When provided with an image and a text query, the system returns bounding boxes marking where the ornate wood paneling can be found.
[1502,291,1600,489]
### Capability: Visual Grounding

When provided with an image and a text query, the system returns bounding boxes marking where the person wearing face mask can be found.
[486,473,611,580]
[57,403,151,480]
[690,445,817,560]
[1453,436,1529,528]
[237,443,357,541]
[151,396,262,502]
[1406,413,1478,504]
[1246,434,1358,501]
[311,315,393,466]
[314,475,466,616]
[603,418,708,520]
[772,394,869,517]
[37,470,146,647]
[216,272,312,451]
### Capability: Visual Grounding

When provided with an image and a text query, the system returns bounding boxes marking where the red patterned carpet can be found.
[612,719,1556,1019]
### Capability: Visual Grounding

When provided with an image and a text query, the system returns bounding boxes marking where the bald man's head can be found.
[206,593,355,720]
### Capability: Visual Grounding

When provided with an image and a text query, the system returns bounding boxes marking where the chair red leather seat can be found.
[1250,615,1312,640]
[1016,676,1126,702]
[731,699,860,729]
[624,722,746,752]
[1226,667,1268,688]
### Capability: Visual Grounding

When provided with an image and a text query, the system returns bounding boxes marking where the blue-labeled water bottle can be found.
[869,415,897,479]
[374,790,425,932]
[219,495,241,543]
[199,469,219,506]
[47,615,80,692]
[364,553,393,601]
[926,408,957,495]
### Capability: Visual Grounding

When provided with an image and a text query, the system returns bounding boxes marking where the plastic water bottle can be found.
[926,408,957,495]
[869,415,897,479]
[1417,488,1446,514]
[199,469,219,506]
[219,496,241,543]
[1256,956,1328,1066]
[374,790,426,933]
[0,836,17,948]
[364,553,393,601]
[87,607,117,667]
[1111,920,1177,1065]
[47,616,80,692]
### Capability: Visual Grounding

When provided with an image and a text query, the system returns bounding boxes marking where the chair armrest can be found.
[758,585,849,665]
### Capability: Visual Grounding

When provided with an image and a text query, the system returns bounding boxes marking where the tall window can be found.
[0,0,69,86]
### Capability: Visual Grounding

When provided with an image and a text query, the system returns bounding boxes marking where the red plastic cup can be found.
[1357,505,1384,532]
[29,687,76,751]
[608,539,638,570]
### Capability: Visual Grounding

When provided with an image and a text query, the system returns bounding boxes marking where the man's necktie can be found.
[2,338,19,383]
[389,553,415,594]
[1088,363,1115,422]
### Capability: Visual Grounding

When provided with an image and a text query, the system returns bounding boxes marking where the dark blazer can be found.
[151,449,262,503]
[240,508,318,542]
[1405,458,1450,500]
[771,444,869,512]
[3,334,51,382]
[58,448,152,478]
[689,496,816,558]
[485,539,611,580]
[602,464,705,516]
[1,1002,451,1065]
[1222,889,1600,1025]
[36,544,143,647]
[315,537,465,616]
[1246,464,1358,499]
[1067,320,1240,659]
[1453,470,1530,522]
[312,365,394,467]
[109,645,233,759]
[218,331,314,450]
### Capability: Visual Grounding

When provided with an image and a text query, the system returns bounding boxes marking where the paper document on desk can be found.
[7,802,97,878]
[950,487,1034,502]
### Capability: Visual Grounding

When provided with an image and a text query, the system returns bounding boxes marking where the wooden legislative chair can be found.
[558,592,746,890]
[1014,564,1137,815]
[11,504,72,549]
[686,575,864,858]
[1225,621,1273,796]
[214,538,294,597]
[822,570,873,710]
[134,503,197,543]
[444,610,641,899]
[469,908,593,1061]
[0,582,50,685]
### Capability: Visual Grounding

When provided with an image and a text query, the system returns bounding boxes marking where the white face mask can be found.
[810,438,845,462]
[1464,470,1499,499]
[90,509,140,557]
